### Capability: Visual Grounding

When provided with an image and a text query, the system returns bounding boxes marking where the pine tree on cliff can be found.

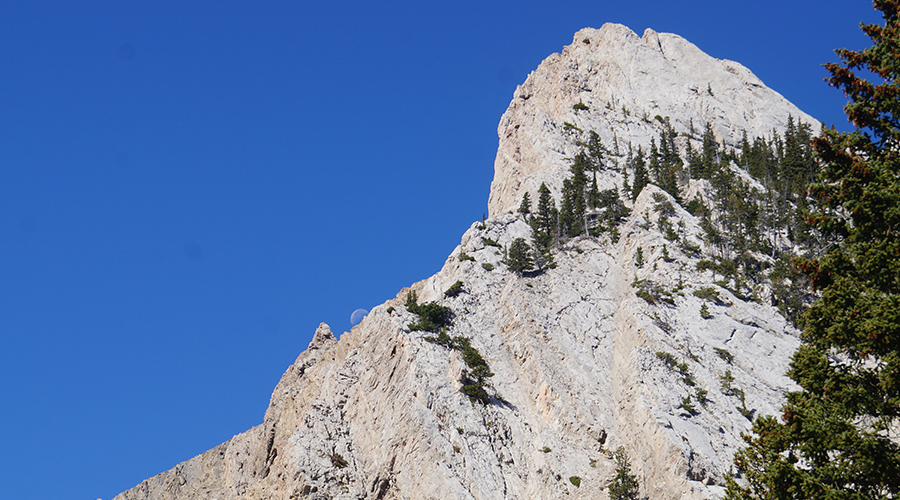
[727,2,900,497]
[649,138,662,189]
[608,447,641,500]
[584,130,605,172]
[518,191,531,215]
[657,119,683,202]
[531,183,558,252]
[693,122,718,180]
[560,151,590,237]
[504,237,534,274]
[630,147,648,202]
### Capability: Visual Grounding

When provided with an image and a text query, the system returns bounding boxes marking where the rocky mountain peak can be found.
[488,23,818,217]
[309,323,337,350]
[113,25,816,500]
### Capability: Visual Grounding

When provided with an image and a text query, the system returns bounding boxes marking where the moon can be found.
[350,308,368,326]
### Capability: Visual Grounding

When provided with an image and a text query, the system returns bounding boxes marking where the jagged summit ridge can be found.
[488,23,819,216]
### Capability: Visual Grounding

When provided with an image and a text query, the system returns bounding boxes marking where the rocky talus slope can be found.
[114,23,814,500]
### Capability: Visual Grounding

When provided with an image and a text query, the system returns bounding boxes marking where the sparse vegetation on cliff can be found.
[444,280,464,297]
[405,291,451,332]
[423,332,495,405]
[608,447,641,500]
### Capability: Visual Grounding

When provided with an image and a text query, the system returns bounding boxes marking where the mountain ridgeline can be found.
[114,24,821,500]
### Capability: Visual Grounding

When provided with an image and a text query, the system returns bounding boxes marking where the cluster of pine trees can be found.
[515,112,820,323]
[517,130,631,268]
[620,115,818,265]
[680,117,820,321]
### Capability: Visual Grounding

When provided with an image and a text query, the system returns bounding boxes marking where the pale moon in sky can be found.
[350,308,368,326]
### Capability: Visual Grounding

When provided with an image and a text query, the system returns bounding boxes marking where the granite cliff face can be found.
[113,24,815,500]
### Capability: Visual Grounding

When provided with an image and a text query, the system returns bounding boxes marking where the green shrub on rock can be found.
[444,280,464,297]
[405,291,451,332]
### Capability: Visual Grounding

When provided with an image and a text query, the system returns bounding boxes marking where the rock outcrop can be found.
[113,23,813,500]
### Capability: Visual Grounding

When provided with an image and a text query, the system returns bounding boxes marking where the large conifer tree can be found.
[727,2,900,498]
[560,151,590,237]
[504,237,534,274]
[657,119,683,202]
[630,147,649,201]
[531,183,557,252]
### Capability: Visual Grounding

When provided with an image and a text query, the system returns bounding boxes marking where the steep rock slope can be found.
[113,24,811,500]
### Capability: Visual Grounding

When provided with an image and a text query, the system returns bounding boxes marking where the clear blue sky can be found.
[0,2,880,498]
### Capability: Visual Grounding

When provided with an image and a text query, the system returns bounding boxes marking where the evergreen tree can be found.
[698,122,718,180]
[739,130,751,170]
[560,180,587,237]
[659,118,678,165]
[727,3,900,498]
[584,130,605,171]
[559,179,579,236]
[781,115,803,197]
[780,115,819,203]
[504,238,534,274]
[685,141,700,181]
[518,191,531,215]
[648,121,683,202]
[630,147,649,201]
[649,138,662,188]
[532,183,558,253]
[560,151,590,237]
[589,170,600,209]
[608,447,641,500]
[657,119,683,201]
